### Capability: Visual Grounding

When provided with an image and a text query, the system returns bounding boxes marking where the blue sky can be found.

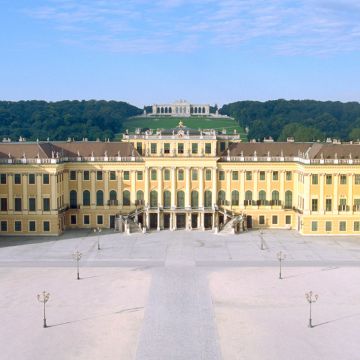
[1,0,360,107]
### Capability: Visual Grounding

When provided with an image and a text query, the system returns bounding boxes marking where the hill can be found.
[221,100,360,142]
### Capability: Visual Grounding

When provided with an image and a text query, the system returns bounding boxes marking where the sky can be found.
[0,0,360,108]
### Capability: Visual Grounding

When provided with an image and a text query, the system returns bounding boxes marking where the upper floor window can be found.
[192,169,198,181]
[355,174,360,185]
[28,174,35,184]
[151,143,157,154]
[14,174,21,184]
[286,171,292,181]
[0,174,6,184]
[123,171,130,180]
[96,171,103,181]
[246,171,252,181]
[259,171,265,181]
[43,174,49,184]
[164,169,170,181]
[312,174,318,185]
[192,143,198,154]
[205,143,211,154]
[272,171,278,181]
[178,169,184,181]
[83,171,90,181]
[219,171,225,181]
[340,175,347,184]
[178,143,184,154]
[326,174,332,184]
[232,171,238,180]
[151,169,157,181]
[205,169,211,181]
[137,171,143,181]
[110,171,116,180]
[70,170,76,181]
[164,143,170,154]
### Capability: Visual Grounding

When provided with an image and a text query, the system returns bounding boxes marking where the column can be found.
[294,171,299,209]
[185,167,190,208]
[319,173,324,214]
[199,167,204,208]
[77,171,82,206]
[348,173,353,214]
[130,170,136,206]
[303,174,310,214]
[225,170,231,205]
[157,210,161,231]
[212,168,217,209]
[22,174,28,210]
[239,170,245,209]
[91,171,96,207]
[171,167,176,208]
[8,174,13,211]
[266,170,271,201]
[253,170,258,201]
[333,173,339,214]
[158,167,163,207]
[51,173,57,211]
[63,171,69,206]
[36,174,42,211]
[280,170,285,204]
[144,167,149,207]
[117,170,123,206]
[104,170,109,207]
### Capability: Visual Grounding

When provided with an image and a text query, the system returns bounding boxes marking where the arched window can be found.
[169,107,172,114]
[202,106,206,114]
[96,190,104,206]
[191,190,199,208]
[245,190,252,201]
[136,190,144,201]
[272,190,279,201]
[231,190,239,206]
[177,190,185,208]
[109,190,117,201]
[150,190,158,208]
[163,190,171,208]
[218,190,226,205]
[83,190,90,206]
[259,190,266,201]
[123,190,131,206]
[70,190,77,208]
[204,190,212,208]
[285,190,292,208]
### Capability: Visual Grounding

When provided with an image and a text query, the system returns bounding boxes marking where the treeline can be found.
[0,100,141,141]
[220,100,360,142]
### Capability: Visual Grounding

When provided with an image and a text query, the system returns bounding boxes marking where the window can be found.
[205,169,211,181]
[219,171,225,181]
[177,191,185,208]
[151,143,157,154]
[1,198,7,211]
[191,191,199,208]
[259,216,265,225]
[178,169,184,181]
[259,190,266,202]
[163,191,171,208]
[109,190,117,202]
[29,174,35,184]
[285,191,292,208]
[205,143,211,154]
[164,143,170,154]
[136,190,144,205]
[0,174,6,184]
[29,221,36,232]
[123,190,131,206]
[312,174,318,184]
[83,215,90,225]
[70,215,77,225]
[286,171,292,181]
[311,221,318,231]
[137,171,143,181]
[192,169,198,181]
[178,143,184,154]
[272,190,279,202]
[259,171,265,181]
[204,190,212,208]
[325,198,332,212]
[70,190,77,209]
[70,171,76,180]
[325,221,332,232]
[0,221,7,232]
[150,190,158,207]
[220,142,226,152]
[97,215,103,225]
[285,215,291,225]
[232,171,238,181]
[354,175,360,185]
[326,174,332,184]
[96,190,104,206]
[246,171,252,180]
[83,190,91,206]
[14,220,22,231]
[136,142,143,155]
[164,169,170,181]
[15,198,22,211]
[272,215,278,225]
[83,171,90,181]
[110,171,116,180]
[245,190,252,201]
[340,175,347,184]
[96,171,103,181]
[339,221,346,231]
[43,221,50,232]
[354,221,360,231]
[43,174,49,184]
[272,171,278,181]
[43,198,50,211]
[311,199,318,212]
[151,169,157,181]
[14,174,21,184]
[192,143,198,154]
[123,171,130,180]
[29,198,36,211]
[231,190,239,206]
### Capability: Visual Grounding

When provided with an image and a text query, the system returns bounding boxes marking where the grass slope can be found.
[119,116,246,140]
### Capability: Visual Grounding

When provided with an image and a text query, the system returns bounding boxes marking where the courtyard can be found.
[1,229,360,359]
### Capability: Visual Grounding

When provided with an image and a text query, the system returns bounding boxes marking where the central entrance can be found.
[176,214,186,229]
[149,213,158,229]
[164,213,170,229]
[191,213,198,229]
[204,214,213,229]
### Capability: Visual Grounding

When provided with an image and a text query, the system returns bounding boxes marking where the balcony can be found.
[353,205,360,212]
[107,200,119,206]
[338,205,350,212]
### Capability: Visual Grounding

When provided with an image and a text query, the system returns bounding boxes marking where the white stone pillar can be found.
[22,174,28,210]
[144,166,149,207]
[253,170,258,201]
[280,170,285,204]
[130,170,136,206]
[333,173,339,214]
[348,173,353,214]
[319,173,324,214]
[303,174,310,214]
[64,171,69,206]
[158,167,163,207]
[171,167,176,208]
[239,170,245,209]
[77,171,82,205]
[199,167,204,208]
[225,170,231,205]
[117,170,123,206]
[266,170,271,201]
[36,174,42,211]
[104,170,109,207]
[185,167,191,208]
[91,171,96,208]
[51,174,57,211]
[212,168,217,208]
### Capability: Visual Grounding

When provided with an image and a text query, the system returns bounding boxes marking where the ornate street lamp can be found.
[305,291,319,328]
[94,227,102,250]
[72,250,82,280]
[277,251,286,279]
[37,290,50,328]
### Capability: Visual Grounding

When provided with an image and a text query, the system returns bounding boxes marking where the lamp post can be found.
[73,250,82,280]
[277,251,286,279]
[94,227,102,250]
[259,230,265,250]
[305,291,319,328]
[37,290,50,328]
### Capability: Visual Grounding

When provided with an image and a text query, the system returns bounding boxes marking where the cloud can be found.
[25,0,360,55]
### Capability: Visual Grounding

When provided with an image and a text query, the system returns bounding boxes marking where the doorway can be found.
[109,215,115,229]
[247,215,252,229]
[164,213,170,229]
[149,214,158,229]
[176,214,186,229]
[191,213,198,229]
[204,214,213,229]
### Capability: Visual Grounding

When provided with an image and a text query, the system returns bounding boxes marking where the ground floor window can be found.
[14,221,22,232]
[29,221,36,232]
[325,221,332,232]
[0,221,7,231]
[43,221,50,232]
[339,221,346,232]
[97,215,103,225]
[83,215,90,225]
[259,215,265,225]
[70,215,77,225]
[311,221,318,232]
[354,221,360,231]
[285,215,291,225]
[272,215,278,225]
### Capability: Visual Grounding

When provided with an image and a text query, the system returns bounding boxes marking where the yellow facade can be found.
[1,125,360,236]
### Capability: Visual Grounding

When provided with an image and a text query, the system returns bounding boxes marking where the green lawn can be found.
[118,116,247,140]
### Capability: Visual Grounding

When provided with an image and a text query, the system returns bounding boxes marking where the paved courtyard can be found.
[1,229,360,359]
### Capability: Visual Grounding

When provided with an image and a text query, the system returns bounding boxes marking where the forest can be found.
[221,100,360,142]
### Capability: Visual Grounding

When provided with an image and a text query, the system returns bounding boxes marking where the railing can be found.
[338,205,350,212]
[0,156,144,164]
[107,200,119,206]
[353,205,360,212]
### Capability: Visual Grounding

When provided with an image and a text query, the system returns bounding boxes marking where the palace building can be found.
[151,100,211,116]
[1,121,360,236]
